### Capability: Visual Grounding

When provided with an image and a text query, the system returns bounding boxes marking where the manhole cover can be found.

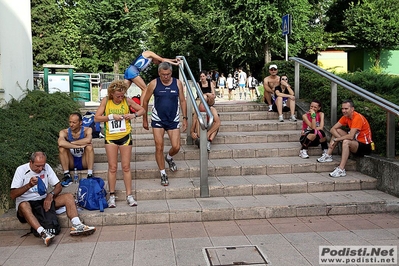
[203,245,271,265]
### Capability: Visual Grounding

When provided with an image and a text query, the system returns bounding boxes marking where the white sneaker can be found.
[299,150,303,157]
[206,141,211,151]
[329,167,346,177]
[268,105,273,112]
[278,115,284,122]
[289,115,297,122]
[126,195,137,207]
[108,195,116,208]
[300,150,309,159]
[317,153,333,162]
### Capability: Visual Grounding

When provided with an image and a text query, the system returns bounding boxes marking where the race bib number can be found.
[109,119,127,134]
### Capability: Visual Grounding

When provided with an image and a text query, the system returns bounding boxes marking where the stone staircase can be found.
[1,101,398,231]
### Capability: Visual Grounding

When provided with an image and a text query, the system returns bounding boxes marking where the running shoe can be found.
[70,223,96,236]
[41,229,55,246]
[165,155,177,172]
[329,167,346,178]
[126,195,137,206]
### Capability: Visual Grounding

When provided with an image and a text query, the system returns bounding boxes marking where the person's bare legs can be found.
[119,145,133,196]
[104,144,119,193]
[153,127,166,170]
[17,202,41,230]
[59,146,71,171]
[339,140,359,170]
[166,128,181,157]
[82,144,94,170]
[54,193,79,220]
[275,97,283,116]
[288,98,296,116]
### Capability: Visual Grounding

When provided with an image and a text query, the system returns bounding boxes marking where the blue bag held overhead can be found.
[77,177,108,212]
[82,111,102,138]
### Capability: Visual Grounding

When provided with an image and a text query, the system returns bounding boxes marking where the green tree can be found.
[205,0,329,65]
[79,0,155,74]
[31,0,66,69]
[343,0,399,68]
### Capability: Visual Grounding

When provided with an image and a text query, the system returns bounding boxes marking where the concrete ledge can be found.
[357,155,399,197]
[1,190,397,230]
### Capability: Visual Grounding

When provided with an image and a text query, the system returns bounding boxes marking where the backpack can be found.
[82,111,101,138]
[77,177,108,212]
[251,78,259,87]
[129,94,141,113]
[30,200,61,237]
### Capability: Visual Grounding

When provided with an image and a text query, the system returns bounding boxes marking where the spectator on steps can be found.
[272,75,297,122]
[198,70,216,106]
[299,100,328,159]
[190,103,221,152]
[317,99,373,178]
[94,80,145,208]
[58,112,95,187]
[263,64,280,112]
[10,151,96,247]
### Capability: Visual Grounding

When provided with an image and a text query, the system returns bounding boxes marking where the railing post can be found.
[294,62,300,99]
[330,81,337,126]
[386,112,396,158]
[200,112,209,197]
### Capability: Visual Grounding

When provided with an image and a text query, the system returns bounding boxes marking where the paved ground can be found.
[1,213,398,266]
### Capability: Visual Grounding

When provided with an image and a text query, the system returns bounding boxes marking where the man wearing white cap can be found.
[263,64,280,112]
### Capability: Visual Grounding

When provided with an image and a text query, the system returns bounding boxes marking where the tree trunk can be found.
[113,60,120,78]
[264,42,272,64]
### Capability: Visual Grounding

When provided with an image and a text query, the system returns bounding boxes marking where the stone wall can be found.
[357,155,399,198]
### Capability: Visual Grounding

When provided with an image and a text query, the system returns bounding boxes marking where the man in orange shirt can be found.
[317,99,373,177]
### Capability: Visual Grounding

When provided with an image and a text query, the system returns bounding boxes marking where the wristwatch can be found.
[49,191,55,196]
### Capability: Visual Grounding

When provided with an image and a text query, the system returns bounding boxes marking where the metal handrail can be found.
[177,55,213,197]
[290,56,399,158]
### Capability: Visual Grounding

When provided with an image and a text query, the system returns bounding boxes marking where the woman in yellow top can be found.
[94,80,144,208]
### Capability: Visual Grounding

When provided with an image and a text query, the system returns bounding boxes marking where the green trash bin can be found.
[72,74,91,102]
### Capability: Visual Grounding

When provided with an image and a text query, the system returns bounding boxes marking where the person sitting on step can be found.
[272,75,297,122]
[190,102,221,152]
[58,112,95,186]
[10,151,96,247]
[299,100,328,159]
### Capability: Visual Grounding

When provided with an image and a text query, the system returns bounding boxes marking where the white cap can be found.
[269,64,278,70]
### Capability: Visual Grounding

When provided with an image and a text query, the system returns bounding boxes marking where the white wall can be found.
[0,0,33,106]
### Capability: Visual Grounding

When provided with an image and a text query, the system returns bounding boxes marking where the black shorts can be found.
[105,134,132,146]
[355,142,372,156]
[16,199,45,223]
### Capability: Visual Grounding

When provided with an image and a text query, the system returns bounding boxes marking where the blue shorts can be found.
[239,83,245,88]
[73,156,83,170]
[124,65,140,80]
[151,120,179,131]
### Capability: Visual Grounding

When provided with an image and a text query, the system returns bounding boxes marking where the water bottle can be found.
[73,168,79,184]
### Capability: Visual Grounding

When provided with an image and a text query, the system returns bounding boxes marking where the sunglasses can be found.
[269,68,277,71]
[281,78,288,81]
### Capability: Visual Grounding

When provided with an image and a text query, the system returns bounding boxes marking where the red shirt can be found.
[338,111,372,144]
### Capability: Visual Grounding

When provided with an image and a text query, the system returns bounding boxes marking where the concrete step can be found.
[62,171,377,201]
[92,128,302,148]
[92,142,328,163]
[2,190,398,230]
[101,118,302,137]
[81,155,356,180]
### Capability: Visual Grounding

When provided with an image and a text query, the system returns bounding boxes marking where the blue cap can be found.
[37,177,47,196]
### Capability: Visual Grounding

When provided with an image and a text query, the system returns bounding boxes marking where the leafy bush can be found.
[0,89,80,210]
